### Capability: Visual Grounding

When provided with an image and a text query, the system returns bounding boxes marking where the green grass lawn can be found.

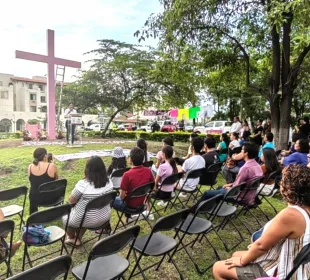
[0,140,286,279]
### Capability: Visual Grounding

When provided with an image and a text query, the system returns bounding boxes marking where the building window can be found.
[0,81,3,86]
[40,96,46,103]
[30,106,37,112]
[28,83,33,89]
[0,91,8,99]
[30,93,36,101]
[38,85,45,91]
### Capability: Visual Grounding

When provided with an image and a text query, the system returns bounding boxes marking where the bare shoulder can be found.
[276,207,306,224]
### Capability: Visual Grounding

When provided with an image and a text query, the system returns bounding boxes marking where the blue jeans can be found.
[112,197,127,211]
[197,186,227,205]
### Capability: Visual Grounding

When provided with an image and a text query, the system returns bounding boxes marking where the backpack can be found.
[22,225,50,244]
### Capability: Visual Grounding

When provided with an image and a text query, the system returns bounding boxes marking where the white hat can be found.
[112,147,125,159]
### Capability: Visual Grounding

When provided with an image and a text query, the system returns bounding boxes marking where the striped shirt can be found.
[64,179,114,228]
[255,206,310,280]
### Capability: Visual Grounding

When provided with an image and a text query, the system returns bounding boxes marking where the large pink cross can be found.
[15,29,81,140]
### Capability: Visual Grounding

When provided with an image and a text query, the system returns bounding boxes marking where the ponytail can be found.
[162,146,177,173]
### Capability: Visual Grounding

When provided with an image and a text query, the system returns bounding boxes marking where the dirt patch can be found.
[0,166,15,177]
[61,160,76,171]
[0,139,23,148]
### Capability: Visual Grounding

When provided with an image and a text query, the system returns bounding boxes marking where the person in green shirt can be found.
[217,133,230,162]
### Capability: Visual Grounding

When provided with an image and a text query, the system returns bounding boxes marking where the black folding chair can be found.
[129,208,190,280]
[143,160,154,168]
[110,168,130,191]
[172,195,224,274]
[171,168,205,209]
[257,170,282,219]
[0,186,27,230]
[72,225,140,280]
[198,162,223,191]
[22,204,71,271]
[235,176,265,230]
[0,220,14,278]
[8,255,72,280]
[112,182,154,234]
[148,172,183,218]
[38,179,67,208]
[284,243,310,280]
[70,191,117,255]
[206,183,247,251]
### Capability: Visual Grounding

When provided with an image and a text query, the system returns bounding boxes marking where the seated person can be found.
[257,148,281,195]
[153,137,174,172]
[213,164,310,280]
[229,132,241,151]
[183,133,199,160]
[217,133,230,162]
[177,137,205,197]
[136,138,151,163]
[154,146,178,206]
[0,208,22,259]
[258,132,275,158]
[281,139,309,167]
[28,148,58,214]
[112,147,154,216]
[196,142,263,205]
[222,151,245,184]
[281,132,301,157]
[203,137,220,170]
[107,147,127,188]
[64,156,114,246]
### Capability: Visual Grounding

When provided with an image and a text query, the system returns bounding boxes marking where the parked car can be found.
[140,123,152,132]
[194,121,232,134]
[185,125,194,132]
[85,124,103,131]
[161,121,177,132]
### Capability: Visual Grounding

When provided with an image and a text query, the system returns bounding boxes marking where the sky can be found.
[0,0,161,81]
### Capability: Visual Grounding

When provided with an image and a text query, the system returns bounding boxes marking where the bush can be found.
[104,131,221,142]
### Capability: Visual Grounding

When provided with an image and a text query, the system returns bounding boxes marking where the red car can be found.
[161,121,177,132]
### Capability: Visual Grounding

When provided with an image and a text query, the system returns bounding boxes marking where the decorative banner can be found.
[170,109,178,118]
[177,108,189,120]
[189,107,201,119]
[144,110,169,116]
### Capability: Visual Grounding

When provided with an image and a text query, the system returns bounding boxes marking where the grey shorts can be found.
[236,264,268,280]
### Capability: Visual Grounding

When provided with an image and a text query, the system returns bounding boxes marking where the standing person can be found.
[64,103,77,145]
[298,116,310,139]
[239,120,250,142]
[64,156,114,246]
[154,146,178,206]
[217,133,230,162]
[253,119,264,147]
[28,148,58,214]
[136,139,150,163]
[230,116,242,134]
[213,165,310,280]
[258,132,275,158]
[263,118,271,134]
[151,121,160,133]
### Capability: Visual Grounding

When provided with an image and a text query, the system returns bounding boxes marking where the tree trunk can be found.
[278,90,292,150]
[270,96,280,147]
[101,111,119,137]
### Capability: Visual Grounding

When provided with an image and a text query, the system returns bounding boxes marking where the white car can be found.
[85,123,102,131]
[185,125,194,132]
[140,124,152,132]
[194,121,232,134]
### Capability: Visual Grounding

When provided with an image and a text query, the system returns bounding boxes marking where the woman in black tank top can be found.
[28,148,56,214]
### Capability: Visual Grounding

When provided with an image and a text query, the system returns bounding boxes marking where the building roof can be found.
[10,76,47,84]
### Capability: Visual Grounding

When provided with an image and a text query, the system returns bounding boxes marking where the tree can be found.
[137,0,310,148]
[65,40,160,135]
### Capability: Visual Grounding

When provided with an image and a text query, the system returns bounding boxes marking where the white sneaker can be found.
[157,201,168,207]
[178,192,188,198]
[142,210,154,221]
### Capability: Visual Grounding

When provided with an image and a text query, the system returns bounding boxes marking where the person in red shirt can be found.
[112,147,154,211]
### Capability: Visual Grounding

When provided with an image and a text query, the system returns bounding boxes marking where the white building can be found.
[0,73,97,132]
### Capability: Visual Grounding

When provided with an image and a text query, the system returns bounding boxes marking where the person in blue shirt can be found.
[281,139,309,167]
[258,132,275,158]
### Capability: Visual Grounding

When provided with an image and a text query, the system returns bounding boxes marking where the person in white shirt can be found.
[64,103,77,144]
[230,116,242,134]
[177,137,205,197]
